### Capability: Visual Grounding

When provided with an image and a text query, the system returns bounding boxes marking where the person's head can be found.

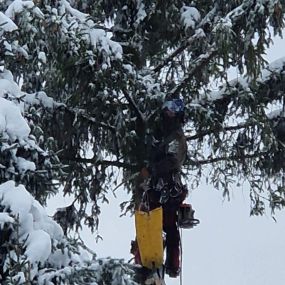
[161,98,185,133]
[162,98,184,120]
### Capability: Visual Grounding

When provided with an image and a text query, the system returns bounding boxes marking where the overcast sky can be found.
[48,32,285,285]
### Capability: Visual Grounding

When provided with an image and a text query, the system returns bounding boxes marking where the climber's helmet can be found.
[162,98,184,118]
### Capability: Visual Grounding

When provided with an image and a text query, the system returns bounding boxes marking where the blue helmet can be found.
[162,98,184,113]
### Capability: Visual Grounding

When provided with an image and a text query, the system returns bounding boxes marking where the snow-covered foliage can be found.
[0,181,136,284]
[0,12,17,33]
[0,97,30,142]
[0,69,62,202]
[58,0,122,61]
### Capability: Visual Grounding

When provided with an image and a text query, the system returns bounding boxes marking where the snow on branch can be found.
[152,28,206,73]
[0,71,58,177]
[24,91,64,110]
[0,69,61,110]
[181,5,201,30]
[201,56,285,104]
[182,58,285,151]
[259,56,285,82]
[152,4,216,74]
[170,47,217,97]
[0,96,41,174]
[59,0,123,63]
[152,2,247,75]
[0,12,17,32]
[0,97,30,142]
[0,181,63,261]
[0,212,14,227]
[4,0,44,20]
[0,181,137,284]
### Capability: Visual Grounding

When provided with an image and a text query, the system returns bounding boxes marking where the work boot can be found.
[132,265,153,284]
[165,267,180,278]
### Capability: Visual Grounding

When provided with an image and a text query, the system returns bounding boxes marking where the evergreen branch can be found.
[152,3,252,96]
[199,5,218,27]
[152,6,218,74]
[195,59,285,106]
[186,122,255,141]
[186,106,283,142]
[122,89,145,123]
[187,151,269,166]
[170,48,218,97]
[58,105,116,132]
[59,155,134,169]
[152,32,205,74]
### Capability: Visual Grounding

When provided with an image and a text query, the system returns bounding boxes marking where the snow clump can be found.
[0,181,63,265]
[181,6,201,30]
[0,12,18,32]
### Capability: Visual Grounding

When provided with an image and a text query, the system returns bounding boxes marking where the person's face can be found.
[164,108,176,118]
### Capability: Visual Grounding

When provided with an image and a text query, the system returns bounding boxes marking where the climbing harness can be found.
[153,174,186,204]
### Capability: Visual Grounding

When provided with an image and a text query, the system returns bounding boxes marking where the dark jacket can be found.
[151,128,187,179]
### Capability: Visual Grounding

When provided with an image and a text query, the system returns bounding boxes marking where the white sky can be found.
[48,32,285,285]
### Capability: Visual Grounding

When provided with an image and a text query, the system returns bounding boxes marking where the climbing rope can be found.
[139,184,150,212]
[180,228,183,285]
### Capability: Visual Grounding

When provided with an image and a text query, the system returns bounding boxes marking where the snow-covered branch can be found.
[0,181,137,285]
[152,28,206,74]
[198,57,285,106]
[170,47,217,97]
[122,89,146,124]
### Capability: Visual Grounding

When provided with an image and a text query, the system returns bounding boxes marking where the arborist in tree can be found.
[132,98,199,279]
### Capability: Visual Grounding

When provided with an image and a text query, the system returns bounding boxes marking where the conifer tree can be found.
[1,0,285,283]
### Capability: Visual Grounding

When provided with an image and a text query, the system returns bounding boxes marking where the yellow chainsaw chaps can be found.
[135,207,164,269]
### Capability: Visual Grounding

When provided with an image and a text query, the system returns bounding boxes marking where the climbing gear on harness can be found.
[178,203,200,229]
[151,174,188,204]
